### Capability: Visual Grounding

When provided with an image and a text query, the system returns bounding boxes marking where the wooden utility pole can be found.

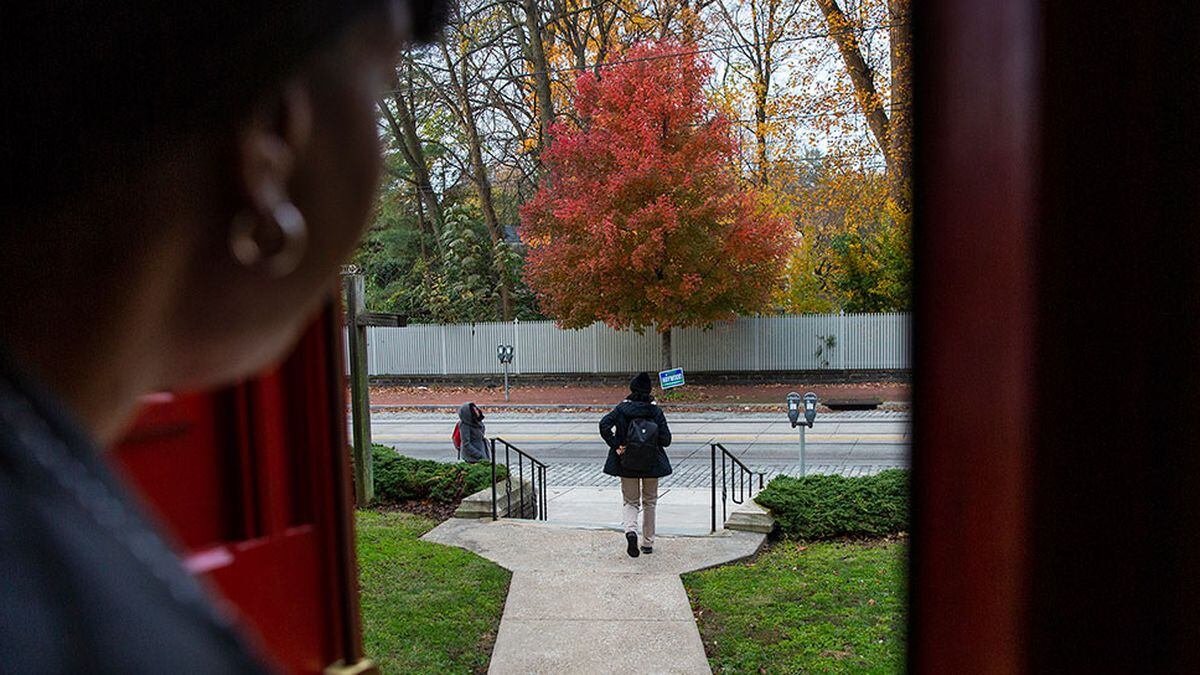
[344,273,373,505]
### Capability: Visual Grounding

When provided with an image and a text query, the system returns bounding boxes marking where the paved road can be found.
[370,410,909,487]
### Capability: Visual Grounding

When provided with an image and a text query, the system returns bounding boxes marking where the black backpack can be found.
[621,416,660,471]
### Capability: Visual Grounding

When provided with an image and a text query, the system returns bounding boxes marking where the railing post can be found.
[721,450,727,524]
[799,424,807,477]
[344,273,373,506]
[491,439,498,521]
[711,444,717,533]
[505,442,512,517]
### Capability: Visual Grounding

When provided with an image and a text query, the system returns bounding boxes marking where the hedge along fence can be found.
[371,444,508,504]
[755,470,909,539]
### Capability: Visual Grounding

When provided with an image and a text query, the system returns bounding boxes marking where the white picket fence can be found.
[351,313,910,376]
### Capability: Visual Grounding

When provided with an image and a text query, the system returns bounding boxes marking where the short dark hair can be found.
[1,1,450,218]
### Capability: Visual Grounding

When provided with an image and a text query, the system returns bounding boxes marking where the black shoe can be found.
[626,532,640,557]
[640,546,653,554]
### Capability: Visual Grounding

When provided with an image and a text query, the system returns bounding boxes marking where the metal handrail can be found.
[491,437,548,521]
[711,442,766,533]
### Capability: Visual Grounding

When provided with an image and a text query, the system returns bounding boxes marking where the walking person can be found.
[457,402,490,463]
[600,372,673,557]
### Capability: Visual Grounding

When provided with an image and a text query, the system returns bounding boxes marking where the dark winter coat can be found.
[600,396,673,478]
[458,402,490,463]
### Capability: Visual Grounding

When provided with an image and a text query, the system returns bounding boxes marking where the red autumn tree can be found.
[520,41,791,369]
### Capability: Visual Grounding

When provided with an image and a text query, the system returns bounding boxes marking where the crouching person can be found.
[457,402,490,463]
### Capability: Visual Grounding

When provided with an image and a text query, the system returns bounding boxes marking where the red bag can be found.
[451,422,462,452]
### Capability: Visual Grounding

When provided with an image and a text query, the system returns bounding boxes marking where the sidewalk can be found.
[423,518,765,674]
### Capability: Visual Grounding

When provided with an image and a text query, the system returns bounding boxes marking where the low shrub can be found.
[755,469,908,539]
[371,444,507,504]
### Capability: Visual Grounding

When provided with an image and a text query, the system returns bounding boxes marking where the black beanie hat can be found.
[631,372,652,394]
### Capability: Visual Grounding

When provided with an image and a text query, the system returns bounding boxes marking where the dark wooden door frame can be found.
[911,2,1200,671]
[910,2,1037,670]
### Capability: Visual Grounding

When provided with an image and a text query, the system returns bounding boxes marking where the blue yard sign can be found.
[658,368,685,390]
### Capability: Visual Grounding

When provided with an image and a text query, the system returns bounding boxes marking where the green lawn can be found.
[356,510,511,674]
[683,538,907,673]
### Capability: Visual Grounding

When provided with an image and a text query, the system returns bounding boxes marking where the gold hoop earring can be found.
[228,201,308,278]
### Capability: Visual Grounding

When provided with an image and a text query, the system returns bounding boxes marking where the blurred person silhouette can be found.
[0,1,449,671]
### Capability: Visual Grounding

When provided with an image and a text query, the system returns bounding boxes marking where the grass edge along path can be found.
[683,537,907,673]
[356,510,511,674]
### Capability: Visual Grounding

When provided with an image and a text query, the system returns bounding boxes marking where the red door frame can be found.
[113,305,366,673]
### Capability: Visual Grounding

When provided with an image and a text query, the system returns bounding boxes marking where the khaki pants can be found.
[620,477,658,546]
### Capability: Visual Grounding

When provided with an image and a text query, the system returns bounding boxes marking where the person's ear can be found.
[229,82,315,278]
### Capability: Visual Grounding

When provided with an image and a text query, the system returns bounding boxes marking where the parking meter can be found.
[803,392,818,428]
[496,344,515,399]
[496,344,514,364]
[786,392,802,428]
[787,392,815,476]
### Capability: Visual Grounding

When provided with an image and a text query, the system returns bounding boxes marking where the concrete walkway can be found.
[423,518,765,674]
[543,486,717,535]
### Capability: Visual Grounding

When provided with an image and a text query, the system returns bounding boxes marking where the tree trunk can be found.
[680,0,699,44]
[463,117,512,320]
[887,0,912,215]
[392,90,445,235]
[523,0,555,159]
[442,43,514,321]
[412,185,430,262]
[379,87,445,244]
[660,329,673,371]
[816,0,912,219]
[754,90,770,186]
[715,0,799,188]
[814,0,891,159]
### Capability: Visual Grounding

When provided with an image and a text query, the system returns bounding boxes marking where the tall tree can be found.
[521,42,790,368]
[504,0,556,165]
[379,61,445,243]
[424,4,518,320]
[713,0,804,186]
[814,0,910,214]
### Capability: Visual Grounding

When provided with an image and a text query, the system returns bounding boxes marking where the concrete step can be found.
[455,477,538,519]
[724,498,776,534]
